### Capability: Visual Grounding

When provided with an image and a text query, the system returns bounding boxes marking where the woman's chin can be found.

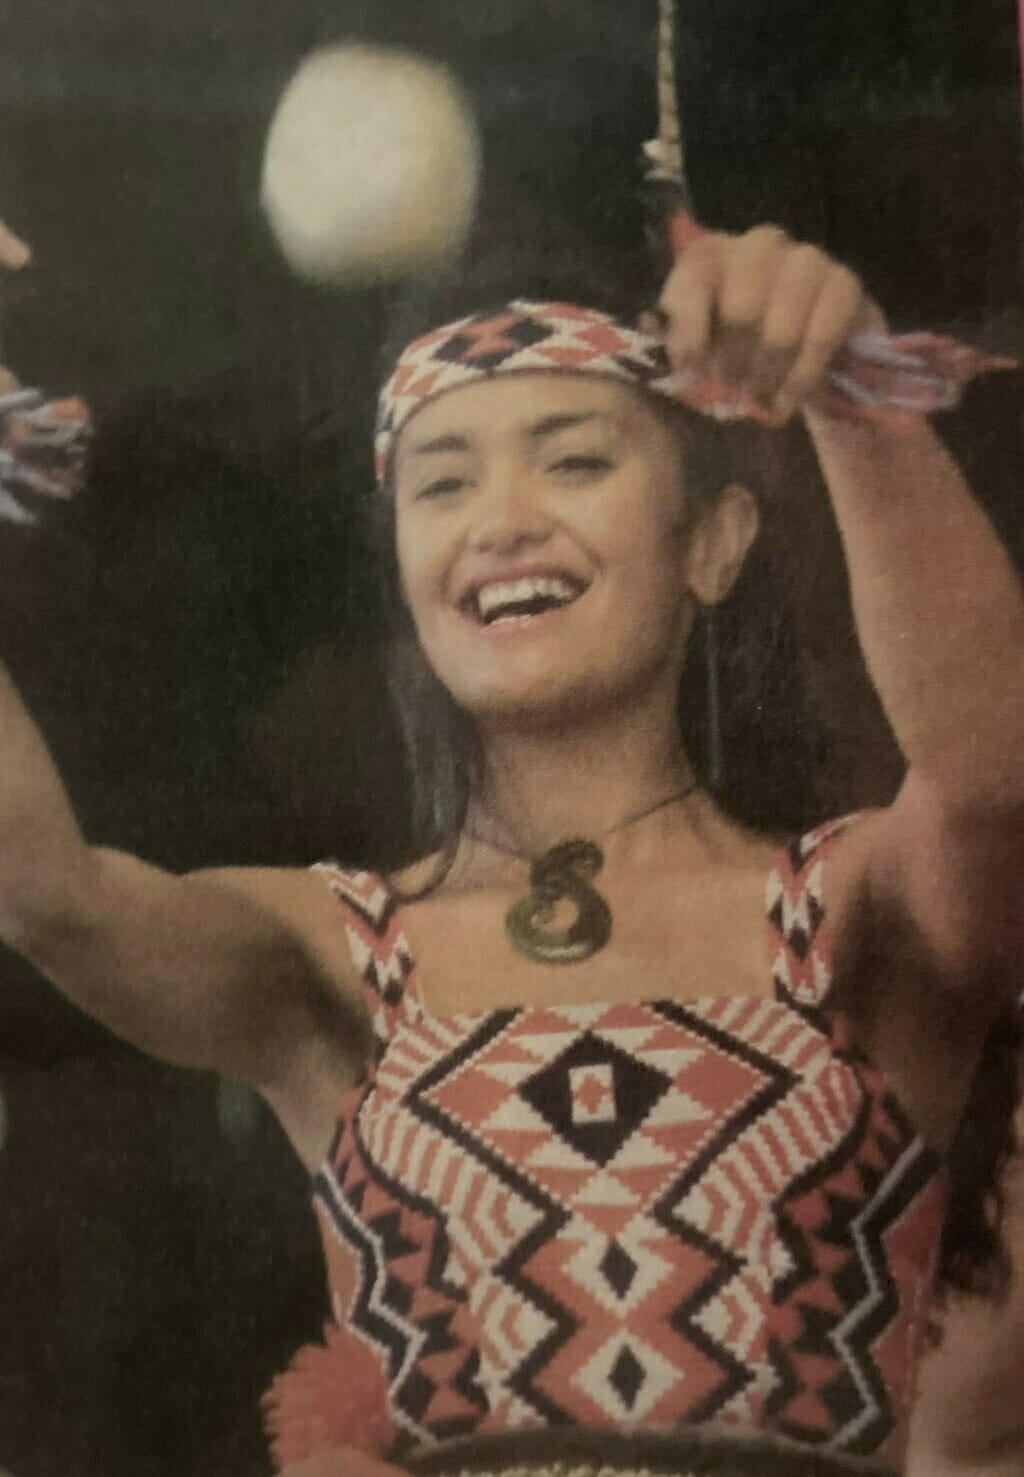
[454,674,617,732]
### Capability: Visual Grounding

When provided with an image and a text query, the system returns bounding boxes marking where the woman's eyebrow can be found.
[405,410,614,463]
[529,412,604,440]
[408,431,472,458]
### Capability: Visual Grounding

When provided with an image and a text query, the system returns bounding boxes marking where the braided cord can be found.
[644,0,698,225]
[656,0,685,185]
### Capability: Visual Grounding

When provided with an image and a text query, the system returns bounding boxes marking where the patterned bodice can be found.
[272,821,946,1473]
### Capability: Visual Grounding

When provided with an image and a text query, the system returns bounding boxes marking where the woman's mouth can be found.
[461,573,589,627]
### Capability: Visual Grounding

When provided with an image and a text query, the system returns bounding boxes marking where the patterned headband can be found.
[374,298,1017,484]
[374,300,673,483]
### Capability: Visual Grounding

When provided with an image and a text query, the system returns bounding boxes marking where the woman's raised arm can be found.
[660,224,1024,1000]
[803,407,1024,972]
[0,653,366,1116]
[0,214,366,1118]
[804,412,1024,816]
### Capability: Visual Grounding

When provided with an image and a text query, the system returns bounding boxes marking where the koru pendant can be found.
[505,838,613,965]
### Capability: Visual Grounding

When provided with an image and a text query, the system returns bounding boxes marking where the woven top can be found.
[264,819,944,1473]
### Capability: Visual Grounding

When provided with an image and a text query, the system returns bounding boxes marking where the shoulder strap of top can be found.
[311,862,415,1055]
[765,814,862,1015]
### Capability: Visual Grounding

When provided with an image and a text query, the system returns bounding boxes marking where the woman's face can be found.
[391,372,702,728]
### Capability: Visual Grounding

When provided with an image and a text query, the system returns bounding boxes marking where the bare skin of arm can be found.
[806,412,1024,1132]
[661,230,1024,1134]
[0,661,368,1167]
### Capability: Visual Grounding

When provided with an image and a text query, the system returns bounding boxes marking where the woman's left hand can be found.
[658,224,885,423]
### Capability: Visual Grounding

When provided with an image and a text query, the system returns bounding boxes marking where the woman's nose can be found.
[468,467,552,554]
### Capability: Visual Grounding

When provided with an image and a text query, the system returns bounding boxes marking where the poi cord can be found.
[644,0,1017,427]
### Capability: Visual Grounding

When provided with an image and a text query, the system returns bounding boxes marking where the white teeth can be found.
[474,575,580,622]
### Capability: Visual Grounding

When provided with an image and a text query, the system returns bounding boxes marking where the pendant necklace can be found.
[467,783,700,967]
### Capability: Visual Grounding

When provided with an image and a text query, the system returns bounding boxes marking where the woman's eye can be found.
[549,454,613,478]
[416,475,467,501]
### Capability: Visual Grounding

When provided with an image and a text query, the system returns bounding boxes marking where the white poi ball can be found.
[261,45,481,286]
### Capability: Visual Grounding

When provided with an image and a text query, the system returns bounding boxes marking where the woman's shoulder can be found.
[191,862,387,976]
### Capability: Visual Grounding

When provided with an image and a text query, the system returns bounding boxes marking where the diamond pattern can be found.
[519,1032,672,1166]
[435,312,555,369]
[268,819,945,1473]
[599,1241,639,1299]
[609,1344,646,1410]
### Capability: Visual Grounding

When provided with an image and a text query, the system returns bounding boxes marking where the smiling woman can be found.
[0,210,1022,1477]
[253,236,1023,1477]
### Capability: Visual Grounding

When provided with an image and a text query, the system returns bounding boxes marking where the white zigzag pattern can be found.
[693,1266,767,1370]
[663,997,869,1409]
[316,1160,431,1443]
[826,1139,928,1449]
[362,1019,564,1415]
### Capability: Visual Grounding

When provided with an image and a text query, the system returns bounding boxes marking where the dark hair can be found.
[369,244,1020,1301]
[938,1004,1022,1303]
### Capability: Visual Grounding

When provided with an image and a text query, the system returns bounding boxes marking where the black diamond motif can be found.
[609,1344,646,1410]
[808,891,825,935]
[433,313,555,372]
[788,924,810,962]
[518,1031,672,1166]
[599,1240,639,1298]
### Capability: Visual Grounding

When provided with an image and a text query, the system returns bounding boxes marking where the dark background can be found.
[0,3,1020,1473]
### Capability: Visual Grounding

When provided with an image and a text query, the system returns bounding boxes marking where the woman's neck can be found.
[473,693,696,856]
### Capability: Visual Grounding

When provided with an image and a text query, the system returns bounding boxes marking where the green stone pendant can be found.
[505,839,613,965]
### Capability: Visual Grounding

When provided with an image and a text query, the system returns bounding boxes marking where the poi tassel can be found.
[0,389,92,525]
[646,0,1016,428]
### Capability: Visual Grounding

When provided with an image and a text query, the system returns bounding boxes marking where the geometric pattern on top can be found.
[374,301,673,482]
[293,819,946,1471]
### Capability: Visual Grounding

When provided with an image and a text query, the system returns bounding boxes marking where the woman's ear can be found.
[684,484,760,606]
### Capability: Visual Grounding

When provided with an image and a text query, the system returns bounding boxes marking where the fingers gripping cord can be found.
[642,0,1014,426]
